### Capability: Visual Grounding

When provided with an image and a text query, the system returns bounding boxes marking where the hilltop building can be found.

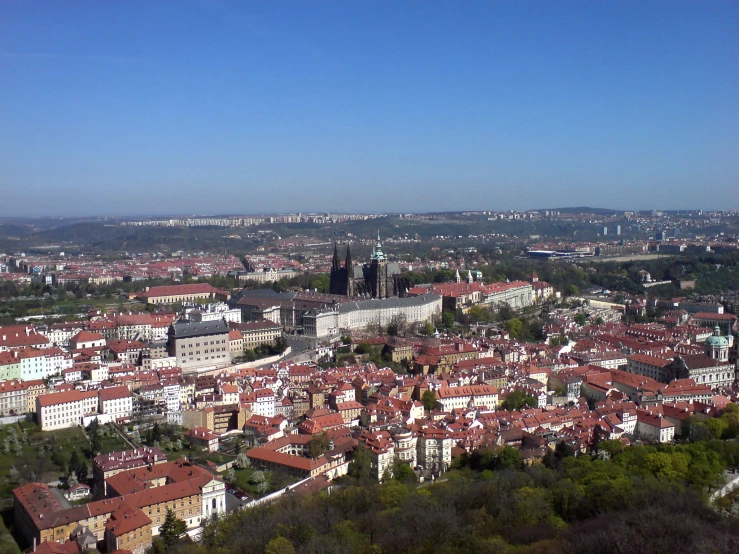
[329,234,409,299]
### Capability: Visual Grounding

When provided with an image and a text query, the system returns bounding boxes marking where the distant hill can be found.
[551,207,623,215]
[0,223,35,238]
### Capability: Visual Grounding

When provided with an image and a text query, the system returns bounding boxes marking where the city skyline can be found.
[2,1,738,216]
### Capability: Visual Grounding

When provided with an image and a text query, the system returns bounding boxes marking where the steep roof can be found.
[169,319,229,338]
[105,503,151,536]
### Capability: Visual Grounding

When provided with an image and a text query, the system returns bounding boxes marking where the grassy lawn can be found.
[229,468,298,498]
[99,433,129,454]
[0,422,133,554]
[178,447,234,467]
[1,422,131,498]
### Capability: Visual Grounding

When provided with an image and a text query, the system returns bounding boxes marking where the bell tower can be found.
[370,232,388,298]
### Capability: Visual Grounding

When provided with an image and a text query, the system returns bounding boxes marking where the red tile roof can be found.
[37,389,97,407]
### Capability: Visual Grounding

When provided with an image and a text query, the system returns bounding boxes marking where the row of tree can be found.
[152,436,739,554]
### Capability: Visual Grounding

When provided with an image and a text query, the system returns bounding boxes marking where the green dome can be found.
[705,335,728,347]
[705,325,729,348]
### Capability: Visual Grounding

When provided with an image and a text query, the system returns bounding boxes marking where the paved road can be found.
[285,335,317,353]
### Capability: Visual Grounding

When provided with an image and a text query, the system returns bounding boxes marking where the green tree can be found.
[392,458,416,483]
[378,479,410,508]
[424,321,435,335]
[505,317,524,339]
[234,453,250,469]
[355,342,372,355]
[468,305,492,323]
[500,390,537,411]
[87,420,102,457]
[311,273,330,293]
[5,466,20,485]
[497,303,514,321]
[348,444,374,482]
[308,432,330,458]
[574,312,588,326]
[150,421,163,443]
[159,508,187,546]
[599,439,625,458]
[496,446,522,470]
[68,449,87,482]
[720,404,739,438]
[421,390,437,412]
[265,536,296,554]
[565,284,579,296]
[272,335,288,354]
[441,311,456,329]
[702,417,728,440]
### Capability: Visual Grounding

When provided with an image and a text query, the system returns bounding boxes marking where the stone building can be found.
[166,319,231,372]
[329,234,409,299]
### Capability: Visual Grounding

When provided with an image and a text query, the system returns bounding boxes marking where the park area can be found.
[0,420,129,553]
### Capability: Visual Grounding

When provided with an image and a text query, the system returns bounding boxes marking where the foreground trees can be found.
[149,440,739,554]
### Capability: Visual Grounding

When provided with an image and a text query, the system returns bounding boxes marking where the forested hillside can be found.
[153,440,739,554]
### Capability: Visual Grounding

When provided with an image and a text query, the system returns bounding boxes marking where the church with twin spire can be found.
[329,233,409,299]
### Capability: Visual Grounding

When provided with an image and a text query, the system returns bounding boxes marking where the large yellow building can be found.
[13,459,226,552]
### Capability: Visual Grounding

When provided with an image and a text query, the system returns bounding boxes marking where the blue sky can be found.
[1,1,737,216]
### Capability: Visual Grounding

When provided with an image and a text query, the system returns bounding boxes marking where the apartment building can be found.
[37,390,99,431]
[25,380,46,413]
[435,384,499,411]
[167,320,231,372]
[357,430,395,481]
[626,353,673,382]
[416,425,454,473]
[0,380,28,416]
[240,388,275,417]
[229,320,283,350]
[98,386,133,421]
[0,351,22,380]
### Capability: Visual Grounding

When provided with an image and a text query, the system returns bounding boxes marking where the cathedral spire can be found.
[371,231,386,261]
[332,242,341,272]
[345,245,353,296]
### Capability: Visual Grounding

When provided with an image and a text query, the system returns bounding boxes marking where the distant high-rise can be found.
[603,226,608,236]
[616,225,621,235]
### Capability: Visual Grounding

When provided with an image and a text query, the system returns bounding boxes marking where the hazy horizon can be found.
[2,1,738,216]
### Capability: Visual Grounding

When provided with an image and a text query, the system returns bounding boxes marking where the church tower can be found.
[370,232,389,298]
[705,325,730,363]
[329,242,344,295]
[345,245,354,296]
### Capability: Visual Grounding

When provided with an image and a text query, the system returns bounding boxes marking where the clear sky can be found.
[1,1,737,216]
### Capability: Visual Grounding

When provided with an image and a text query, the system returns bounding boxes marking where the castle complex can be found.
[329,234,409,298]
